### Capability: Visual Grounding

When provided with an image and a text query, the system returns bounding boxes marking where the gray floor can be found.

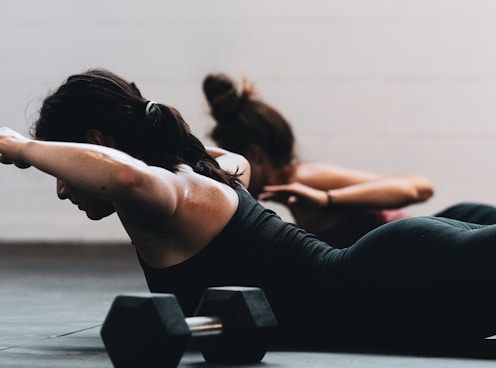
[0,243,495,368]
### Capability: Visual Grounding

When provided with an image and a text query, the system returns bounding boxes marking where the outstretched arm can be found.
[0,127,180,217]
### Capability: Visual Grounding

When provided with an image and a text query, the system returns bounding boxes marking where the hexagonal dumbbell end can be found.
[194,286,278,363]
[100,293,191,368]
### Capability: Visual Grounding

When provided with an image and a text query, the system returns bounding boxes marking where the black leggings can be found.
[322,215,496,348]
[434,202,496,225]
[272,202,496,348]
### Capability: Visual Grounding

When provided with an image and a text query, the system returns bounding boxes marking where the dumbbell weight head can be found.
[100,293,190,368]
[194,286,278,363]
[100,287,278,367]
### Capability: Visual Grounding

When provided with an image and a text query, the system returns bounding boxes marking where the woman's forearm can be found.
[328,175,434,208]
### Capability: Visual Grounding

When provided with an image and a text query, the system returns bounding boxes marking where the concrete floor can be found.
[0,242,495,368]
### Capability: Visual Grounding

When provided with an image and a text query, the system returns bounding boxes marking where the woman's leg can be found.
[331,217,496,346]
[434,202,496,225]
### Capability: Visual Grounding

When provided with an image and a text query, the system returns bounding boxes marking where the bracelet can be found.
[325,191,333,208]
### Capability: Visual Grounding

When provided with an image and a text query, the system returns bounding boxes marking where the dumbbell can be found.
[100,286,278,368]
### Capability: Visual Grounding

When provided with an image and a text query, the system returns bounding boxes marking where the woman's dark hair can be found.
[32,69,240,186]
[203,74,295,167]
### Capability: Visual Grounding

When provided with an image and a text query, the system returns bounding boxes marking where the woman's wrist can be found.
[325,190,333,208]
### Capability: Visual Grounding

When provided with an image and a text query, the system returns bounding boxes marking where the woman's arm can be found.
[260,162,434,209]
[0,127,180,217]
[206,146,251,188]
[323,174,434,208]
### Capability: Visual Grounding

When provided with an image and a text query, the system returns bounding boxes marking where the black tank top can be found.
[138,186,342,339]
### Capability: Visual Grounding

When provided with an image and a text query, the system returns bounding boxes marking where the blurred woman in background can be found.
[203,73,496,248]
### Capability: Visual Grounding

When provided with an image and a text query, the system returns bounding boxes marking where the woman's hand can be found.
[259,181,358,233]
[258,182,329,209]
[0,127,31,168]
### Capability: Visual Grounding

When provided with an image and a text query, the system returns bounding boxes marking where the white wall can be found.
[2,0,496,242]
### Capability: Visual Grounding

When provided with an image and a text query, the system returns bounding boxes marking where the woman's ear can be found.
[86,130,117,147]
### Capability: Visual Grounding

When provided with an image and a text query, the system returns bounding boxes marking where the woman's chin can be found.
[85,211,112,221]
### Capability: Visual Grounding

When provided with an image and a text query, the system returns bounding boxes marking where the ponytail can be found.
[203,73,295,167]
[32,68,241,187]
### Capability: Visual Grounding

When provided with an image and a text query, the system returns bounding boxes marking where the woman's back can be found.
[119,163,241,269]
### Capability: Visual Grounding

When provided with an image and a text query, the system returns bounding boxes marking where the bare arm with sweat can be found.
[0,127,180,217]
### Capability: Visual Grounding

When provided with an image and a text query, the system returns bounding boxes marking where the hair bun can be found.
[203,74,242,119]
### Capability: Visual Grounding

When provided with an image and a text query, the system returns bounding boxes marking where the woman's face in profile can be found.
[56,179,115,220]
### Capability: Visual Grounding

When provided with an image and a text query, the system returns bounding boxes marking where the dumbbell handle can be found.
[186,316,223,338]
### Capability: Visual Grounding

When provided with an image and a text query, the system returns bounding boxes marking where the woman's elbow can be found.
[236,155,251,188]
[111,164,148,198]
[417,186,434,202]
[413,179,435,203]
[399,175,434,204]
